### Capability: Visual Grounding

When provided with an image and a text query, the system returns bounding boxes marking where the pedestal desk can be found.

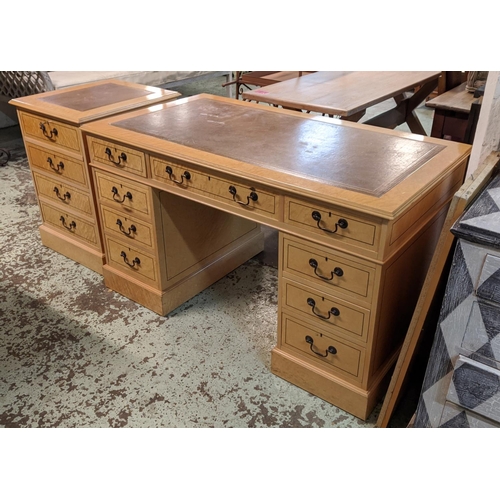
[74,94,470,419]
[10,80,180,274]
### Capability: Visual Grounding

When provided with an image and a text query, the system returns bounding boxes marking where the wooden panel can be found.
[282,235,375,302]
[39,201,98,246]
[282,278,370,342]
[94,170,152,219]
[281,313,364,380]
[33,171,93,216]
[87,136,147,177]
[26,143,88,187]
[19,111,81,154]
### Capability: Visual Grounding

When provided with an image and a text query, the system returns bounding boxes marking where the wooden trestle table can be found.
[242,71,442,135]
[13,85,470,420]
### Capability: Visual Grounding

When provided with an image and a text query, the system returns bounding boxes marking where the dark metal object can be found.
[53,186,70,201]
[111,186,132,203]
[311,211,348,234]
[306,297,340,319]
[165,166,191,185]
[39,121,58,139]
[59,216,76,231]
[120,251,140,268]
[47,157,64,172]
[305,335,337,357]
[228,185,258,206]
[105,147,127,166]
[308,258,343,280]
[116,219,136,237]
[0,149,11,167]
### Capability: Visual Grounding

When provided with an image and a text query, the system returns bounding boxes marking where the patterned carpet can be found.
[0,143,389,428]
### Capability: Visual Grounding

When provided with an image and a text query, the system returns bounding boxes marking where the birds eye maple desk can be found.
[75,94,470,419]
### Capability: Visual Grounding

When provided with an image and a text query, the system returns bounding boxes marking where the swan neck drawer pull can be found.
[39,122,58,139]
[111,186,132,203]
[305,335,337,357]
[311,211,348,234]
[229,185,258,206]
[308,258,344,280]
[120,251,140,268]
[59,216,76,231]
[53,186,71,201]
[105,147,127,166]
[165,166,191,185]
[116,219,137,237]
[306,297,340,320]
[47,157,64,172]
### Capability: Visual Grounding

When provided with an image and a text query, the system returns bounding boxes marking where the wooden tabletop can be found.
[425,82,477,113]
[242,71,442,117]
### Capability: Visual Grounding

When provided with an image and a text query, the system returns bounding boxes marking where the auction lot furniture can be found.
[242,71,441,135]
[426,82,482,144]
[11,88,470,419]
[415,165,500,427]
[9,80,180,273]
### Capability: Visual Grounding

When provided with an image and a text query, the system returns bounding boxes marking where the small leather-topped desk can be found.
[79,94,470,419]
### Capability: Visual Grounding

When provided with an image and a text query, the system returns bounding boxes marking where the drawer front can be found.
[87,137,147,177]
[476,254,500,305]
[151,157,278,220]
[105,236,159,286]
[20,111,81,154]
[447,356,500,424]
[281,314,363,379]
[40,201,98,246]
[282,237,375,301]
[101,205,155,250]
[283,279,369,342]
[286,198,379,250]
[26,143,88,187]
[33,171,93,216]
[94,170,152,220]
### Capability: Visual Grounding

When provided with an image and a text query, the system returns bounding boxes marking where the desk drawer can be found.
[33,171,93,216]
[281,313,364,380]
[282,236,375,302]
[285,197,380,251]
[105,236,159,287]
[26,143,88,187]
[19,111,81,154]
[87,137,147,177]
[101,205,155,250]
[151,157,278,220]
[40,201,98,246]
[94,170,153,220]
[282,279,369,343]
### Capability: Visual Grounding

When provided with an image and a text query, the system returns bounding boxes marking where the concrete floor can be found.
[0,75,435,428]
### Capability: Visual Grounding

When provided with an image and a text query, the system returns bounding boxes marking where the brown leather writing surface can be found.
[114,98,444,197]
[40,83,154,112]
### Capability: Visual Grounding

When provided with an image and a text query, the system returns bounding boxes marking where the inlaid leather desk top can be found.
[10,79,180,124]
[82,94,471,218]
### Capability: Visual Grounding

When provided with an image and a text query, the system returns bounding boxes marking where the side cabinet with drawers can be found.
[80,95,471,420]
[415,169,500,427]
[10,79,180,274]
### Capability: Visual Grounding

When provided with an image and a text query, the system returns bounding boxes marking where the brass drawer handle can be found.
[165,166,191,185]
[59,216,76,231]
[111,186,132,203]
[228,185,258,206]
[105,147,127,166]
[47,157,64,172]
[39,121,58,140]
[120,250,140,268]
[306,297,340,320]
[308,258,344,281]
[311,211,348,234]
[116,219,137,237]
[53,186,71,201]
[305,335,337,357]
